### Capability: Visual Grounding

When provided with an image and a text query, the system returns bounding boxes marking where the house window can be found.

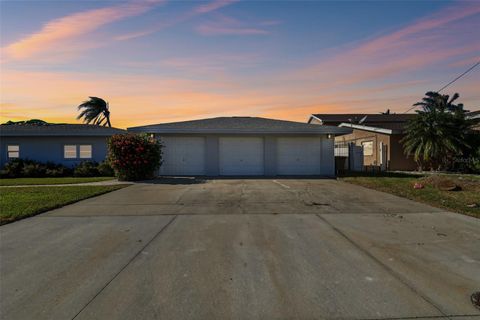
[79,145,92,159]
[7,145,19,158]
[64,145,77,159]
[362,141,373,156]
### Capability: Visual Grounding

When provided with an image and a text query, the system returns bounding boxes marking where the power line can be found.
[437,60,480,92]
[402,59,480,114]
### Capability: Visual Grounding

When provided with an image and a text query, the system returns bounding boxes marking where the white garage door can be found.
[159,136,205,175]
[277,137,322,175]
[219,137,264,175]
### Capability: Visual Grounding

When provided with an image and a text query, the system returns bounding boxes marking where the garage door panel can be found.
[277,137,321,175]
[160,137,205,175]
[219,137,264,175]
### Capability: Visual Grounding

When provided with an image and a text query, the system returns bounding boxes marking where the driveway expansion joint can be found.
[353,315,480,320]
[70,215,178,320]
[315,213,451,319]
[4,179,476,319]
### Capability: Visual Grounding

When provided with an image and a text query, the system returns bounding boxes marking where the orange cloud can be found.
[3,0,164,60]
[1,2,479,126]
[1,69,289,127]
[2,68,458,128]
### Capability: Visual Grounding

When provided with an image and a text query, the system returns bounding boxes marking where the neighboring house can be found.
[128,117,351,176]
[0,124,126,167]
[308,114,417,171]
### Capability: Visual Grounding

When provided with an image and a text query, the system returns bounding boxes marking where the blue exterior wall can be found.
[0,136,109,168]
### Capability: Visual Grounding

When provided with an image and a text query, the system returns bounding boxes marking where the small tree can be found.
[108,134,162,181]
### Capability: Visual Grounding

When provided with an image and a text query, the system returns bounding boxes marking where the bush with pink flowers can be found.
[107,133,162,181]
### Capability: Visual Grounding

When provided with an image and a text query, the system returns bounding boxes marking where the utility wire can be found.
[438,60,480,92]
[403,59,480,114]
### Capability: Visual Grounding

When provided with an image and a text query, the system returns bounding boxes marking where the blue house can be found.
[0,124,125,167]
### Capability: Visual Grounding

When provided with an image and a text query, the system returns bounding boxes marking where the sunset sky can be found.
[1,0,479,128]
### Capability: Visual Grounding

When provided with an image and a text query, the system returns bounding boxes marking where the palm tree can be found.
[77,97,111,127]
[402,91,471,170]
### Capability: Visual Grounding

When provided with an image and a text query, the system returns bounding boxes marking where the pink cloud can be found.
[196,25,269,36]
[115,0,239,41]
[194,0,239,14]
[448,55,480,68]
[3,0,164,60]
[287,1,480,111]
[2,1,478,125]
[195,14,273,36]
[357,2,480,55]
[116,26,171,42]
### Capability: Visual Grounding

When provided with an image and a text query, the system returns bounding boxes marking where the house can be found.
[308,114,417,171]
[0,124,126,167]
[128,117,351,176]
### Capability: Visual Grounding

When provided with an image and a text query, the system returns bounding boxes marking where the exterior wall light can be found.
[327,134,333,139]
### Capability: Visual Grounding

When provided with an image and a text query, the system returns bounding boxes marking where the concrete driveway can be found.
[1,179,479,320]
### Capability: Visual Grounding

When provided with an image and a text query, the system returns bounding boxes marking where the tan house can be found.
[308,114,418,171]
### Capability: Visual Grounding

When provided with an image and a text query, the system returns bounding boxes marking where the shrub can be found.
[97,161,114,176]
[108,133,162,181]
[2,159,24,177]
[1,159,114,178]
[44,162,73,177]
[46,166,72,177]
[22,162,47,177]
[2,159,73,178]
[0,169,8,179]
[73,161,100,177]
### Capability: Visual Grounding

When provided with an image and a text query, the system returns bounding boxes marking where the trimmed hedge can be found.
[0,159,113,178]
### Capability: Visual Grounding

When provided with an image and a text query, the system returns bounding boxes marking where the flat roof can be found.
[338,123,402,135]
[310,113,417,124]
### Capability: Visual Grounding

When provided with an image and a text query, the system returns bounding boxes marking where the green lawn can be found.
[341,173,480,218]
[0,176,115,186]
[0,185,128,224]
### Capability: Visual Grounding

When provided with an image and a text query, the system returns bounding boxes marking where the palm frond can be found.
[76,97,112,127]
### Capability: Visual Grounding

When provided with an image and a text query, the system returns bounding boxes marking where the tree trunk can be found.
[416,160,423,171]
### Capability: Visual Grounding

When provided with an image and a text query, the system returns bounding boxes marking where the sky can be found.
[0,0,479,128]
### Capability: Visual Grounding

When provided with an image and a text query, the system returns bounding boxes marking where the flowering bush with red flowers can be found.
[107,133,162,181]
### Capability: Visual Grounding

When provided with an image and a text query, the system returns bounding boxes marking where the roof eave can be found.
[338,123,401,135]
[127,128,352,135]
[307,114,323,124]
[0,132,123,137]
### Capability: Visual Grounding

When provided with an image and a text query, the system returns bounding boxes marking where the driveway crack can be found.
[70,215,178,320]
[315,213,451,319]
[239,180,246,214]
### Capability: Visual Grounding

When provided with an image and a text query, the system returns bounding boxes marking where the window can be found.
[362,141,373,156]
[79,145,92,159]
[64,145,77,158]
[7,145,19,158]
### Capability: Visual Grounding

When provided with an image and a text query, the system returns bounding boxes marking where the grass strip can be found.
[0,185,128,224]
